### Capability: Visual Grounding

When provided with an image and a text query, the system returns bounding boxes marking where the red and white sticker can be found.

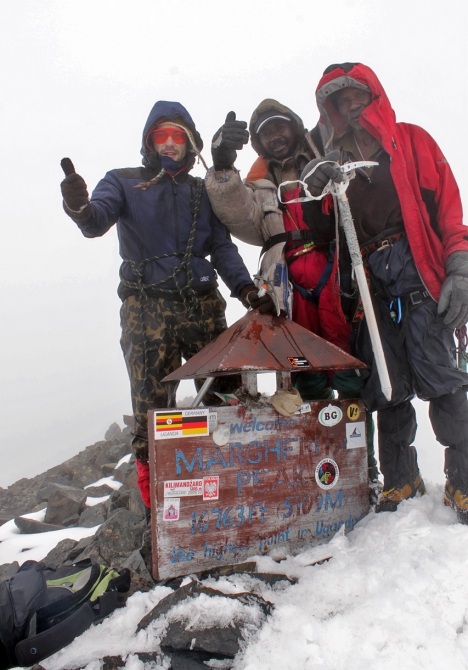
[164,479,203,498]
[203,476,219,501]
[163,498,180,521]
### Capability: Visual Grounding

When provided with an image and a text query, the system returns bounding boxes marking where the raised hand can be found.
[211,111,249,170]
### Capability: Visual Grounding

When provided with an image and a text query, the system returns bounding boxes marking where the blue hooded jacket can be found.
[72,101,252,300]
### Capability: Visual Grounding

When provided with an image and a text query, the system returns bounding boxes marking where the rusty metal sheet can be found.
[162,311,366,381]
[149,400,369,581]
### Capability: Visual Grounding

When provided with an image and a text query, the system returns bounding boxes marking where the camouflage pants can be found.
[120,292,239,460]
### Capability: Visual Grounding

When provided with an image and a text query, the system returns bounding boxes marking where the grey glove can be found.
[300,150,344,197]
[438,251,468,329]
[211,111,249,170]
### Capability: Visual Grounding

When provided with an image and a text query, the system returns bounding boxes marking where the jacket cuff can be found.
[209,166,239,183]
[63,200,93,221]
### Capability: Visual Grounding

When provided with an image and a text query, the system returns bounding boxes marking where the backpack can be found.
[0,558,131,669]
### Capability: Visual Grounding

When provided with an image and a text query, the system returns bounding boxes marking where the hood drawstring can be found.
[134,167,166,191]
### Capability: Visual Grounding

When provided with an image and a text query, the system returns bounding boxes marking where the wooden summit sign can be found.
[149,399,369,581]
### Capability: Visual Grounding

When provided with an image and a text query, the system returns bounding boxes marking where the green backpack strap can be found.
[14,590,119,667]
[14,567,130,667]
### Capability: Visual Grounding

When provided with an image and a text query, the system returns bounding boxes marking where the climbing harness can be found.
[288,242,336,308]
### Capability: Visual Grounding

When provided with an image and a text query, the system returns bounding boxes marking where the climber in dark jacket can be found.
[60,100,273,507]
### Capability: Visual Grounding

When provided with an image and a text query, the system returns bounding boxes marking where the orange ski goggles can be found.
[150,126,187,145]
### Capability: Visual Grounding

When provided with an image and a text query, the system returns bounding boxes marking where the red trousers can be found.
[136,459,151,508]
[289,249,351,353]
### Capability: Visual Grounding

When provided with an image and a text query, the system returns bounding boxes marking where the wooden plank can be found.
[149,399,369,581]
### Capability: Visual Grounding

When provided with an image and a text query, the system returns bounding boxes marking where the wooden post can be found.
[241,371,258,396]
[276,371,292,391]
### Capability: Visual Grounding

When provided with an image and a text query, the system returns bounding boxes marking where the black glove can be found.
[60,157,92,218]
[211,111,249,170]
[239,283,276,314]
[438,251,468,329]
[300,150,344,197]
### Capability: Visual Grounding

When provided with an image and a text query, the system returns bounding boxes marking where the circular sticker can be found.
[315,458,340,489]
[318,405,343,427]
[347,403,360,421]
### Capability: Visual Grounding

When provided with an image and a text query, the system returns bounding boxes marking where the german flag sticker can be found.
[154,409,209,440]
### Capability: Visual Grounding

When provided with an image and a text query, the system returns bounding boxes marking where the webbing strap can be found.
[395,289,433,347]
[290,242,335,307]
[261,229,315,257]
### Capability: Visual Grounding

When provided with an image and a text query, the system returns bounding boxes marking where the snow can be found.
[85,476,123,490]
[3,483,468,669]
[0,509,98,565]
[86,494,111,506]
[116,453,133,468]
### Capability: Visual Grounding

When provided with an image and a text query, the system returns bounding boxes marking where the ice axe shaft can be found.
[337,192,393,402]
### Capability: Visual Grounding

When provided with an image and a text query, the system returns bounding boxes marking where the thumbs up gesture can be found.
[60,158,91,218]
[211,111,249,170]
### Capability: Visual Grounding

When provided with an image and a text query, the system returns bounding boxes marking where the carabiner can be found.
[389,297,402,324]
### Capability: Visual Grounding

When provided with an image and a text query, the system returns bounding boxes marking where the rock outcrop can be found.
[0,420,154,592]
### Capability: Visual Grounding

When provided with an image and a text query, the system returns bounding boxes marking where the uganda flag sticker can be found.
[154,409,209,440]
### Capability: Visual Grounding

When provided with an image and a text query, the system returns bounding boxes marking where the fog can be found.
[0,0,465,486]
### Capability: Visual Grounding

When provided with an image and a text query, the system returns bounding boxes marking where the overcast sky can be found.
[1,0,466,487]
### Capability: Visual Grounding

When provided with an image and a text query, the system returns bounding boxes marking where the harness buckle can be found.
[409,290,429,306]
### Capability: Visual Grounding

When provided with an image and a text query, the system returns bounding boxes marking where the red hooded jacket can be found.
[315,63,468,301]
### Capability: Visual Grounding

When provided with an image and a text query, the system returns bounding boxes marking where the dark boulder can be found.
[78,502,107,528]
[105,422,122,441]
[73,509,145,568]
[121,550,154,594]
[14,517,64,534]
[84,484,115,498]
[101,463,118,477]
[127,489,146,516]
[113,463,137,489]
[122,415,134,428]
[161,620,243,658]
[106,443,130,463]
[106,490,129,516]
[62,514,81,527]
[138,581,273,631]
[43,538,79,566]
[44,484,87,525]
[139,582,273,660]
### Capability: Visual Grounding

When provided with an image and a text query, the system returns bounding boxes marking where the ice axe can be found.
[278,159,393,402]
[253,275,281,316]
